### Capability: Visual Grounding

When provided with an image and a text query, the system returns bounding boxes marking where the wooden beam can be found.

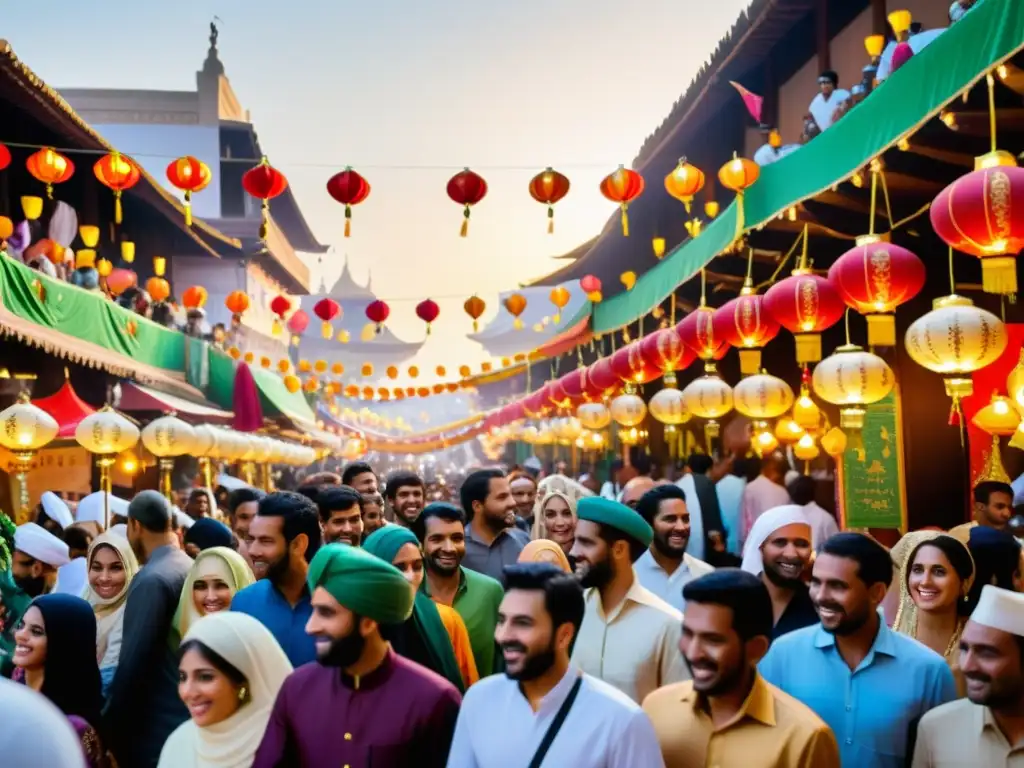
[816,0,830,73]
[902,144,974,169]
[871,0,888,36]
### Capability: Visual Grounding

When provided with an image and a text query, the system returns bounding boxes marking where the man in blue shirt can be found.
[232,491,322,666]
[759,532,956,767]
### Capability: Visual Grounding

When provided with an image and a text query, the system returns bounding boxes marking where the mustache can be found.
[687,659,718,672]
[964,671,991,683]
[815,601,845,613]
[501,642,528,654]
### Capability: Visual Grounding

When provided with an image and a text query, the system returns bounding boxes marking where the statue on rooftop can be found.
[210,21,219,49]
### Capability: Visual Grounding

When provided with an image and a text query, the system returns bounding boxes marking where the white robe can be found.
[809,89,850,131]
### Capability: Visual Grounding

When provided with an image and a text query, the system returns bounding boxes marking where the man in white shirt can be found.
[808,70,849,132]
[634,485,714,613]
[740,452,791,550]
[448,563,665,767]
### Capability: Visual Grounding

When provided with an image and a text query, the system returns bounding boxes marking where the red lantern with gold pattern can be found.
[528,167,571,233]
[929,152,1024,296]
[326,167,371,237]
[599,165,645,236]
[464,295,486,332]
[547,378,571,409]
[763,270,845,364]
[447,168,488,237]
[93,152,140,224]
[610,342,661,385]
[678,306,729,365]
[313,298,342,338]
[366,299,390,333]
[523,388,551,418]
[415,299,440,334]
[166,156,212,227]
[828,237,925,346]
[26,147,74,199]
[585,358,620,399]
[559,368,590,406]
[242,157,288,241]
[639,327,691,375]
[712,291,781,375]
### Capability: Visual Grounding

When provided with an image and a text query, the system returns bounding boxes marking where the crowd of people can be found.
[2,453,1024,767]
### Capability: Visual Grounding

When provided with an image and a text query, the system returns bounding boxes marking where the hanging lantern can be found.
[528,167,570,233]
[242,157,288,242]
[366,299,390,333]
[733,373,795,420]
[639,326,691,375]
[225,290,250,327]
[326,167,371,237]
[416,299,440,334]
[764,269,845,364]
[447,168,488,237]
[577,401,612,430]
[792,371,823,432]
[828,237,926,346]
[775,417,806,444]
[652,237,666,258]
[812,345,894,440]
[504,293,527,330]
[649,373,691,426]
[678,306,729,366]
[0,216,12,248]
[283,375,301,394]
[972,394,1021,436]
[464,295,486,332]
[620,271,637,291]
[585,357,620,401]
[21,196,43,221]
[682,373,734,442]
[609,384,647,427]
[905,294,1008,425]
[106,269,137,297]
[286,309,309,346]
[270,295,293,337]
[751,424,780,458]
[793,433,820,463]
[664,158,705,214]
[165,156,212,227]
[600,166,645,237]
[93,152,141,225]
[580,275,602,303]
[26,147,74,199]
[0,143,9,171]
[610,342,661,385]
[717,153,760,236]
[549,286,571,323]
[145,277,170,303]
[182,286,208,311]
[141,414,197,500]
[313,298,342,338]
[712,288,781,376]
[1008,350,1024,411]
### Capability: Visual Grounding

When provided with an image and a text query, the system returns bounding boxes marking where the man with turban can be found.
[12,522,69,597]
[253,544,462,768]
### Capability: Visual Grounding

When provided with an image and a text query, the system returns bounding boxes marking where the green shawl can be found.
[0,569,29,678]
[362,527,465,691]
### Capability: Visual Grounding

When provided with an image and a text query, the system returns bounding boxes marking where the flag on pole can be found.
[729,81,764,124]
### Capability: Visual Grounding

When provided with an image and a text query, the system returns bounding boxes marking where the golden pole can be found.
[97,456,115,529]
[158,458,175,502]
[12,451,33,525]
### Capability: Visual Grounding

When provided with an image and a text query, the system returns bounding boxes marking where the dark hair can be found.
[359,493,383,511]
[227,487,265,515]
[819,532,893,589]
[687,453,713,475]
[632,453,652,477]
[682,569,774,641]
[184,518,234,551]
[257,491,322,563]
[787,474,817,506]
[384,471,424,501]
[459,469,504,523]
[295,483,325,508]
[503,563,585,638]
[974,481,1014,505]
[635,485,687,526]
[128,490,173,533]
[316,486,363,523]
[733,455,761,482]
[178,639,247,687]
[62,525,93,554]
[418,502,465,542]
[342,462,376,486]
[820,69,839,86]
[966,526,1022,613]
[762,452,789,476]
[596,522,647,563]
[906,535,975,617]
[188,489,209,504]
[609,459,624,474]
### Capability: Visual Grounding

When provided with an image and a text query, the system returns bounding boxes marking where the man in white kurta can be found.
[808,70,849,132]
[569,497,688,703]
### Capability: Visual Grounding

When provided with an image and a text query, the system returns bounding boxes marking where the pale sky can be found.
[5,0,750,371]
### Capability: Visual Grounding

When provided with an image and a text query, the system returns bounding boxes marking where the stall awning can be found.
[250,367,319,434]
[119,382,233,423]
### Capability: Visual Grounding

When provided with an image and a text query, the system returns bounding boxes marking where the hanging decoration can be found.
[638,327,690,376]
[326,167,371,237]
[577,401,612,430]
[286,309,309,346]
[447,168,488,237]
[609,342,661,385]
[528,167,570,233]
[182,286,208,311]
[713,250,780,375]
[225,290,250,327]
[145,277,170,303]
[366,299,391,333]
[649,373,691,427]
[812,341,894,447]
[26,147,74,200]
[581,275,602,303]
[664,158,705,215]
[549,286,570,323]
[313,298,342,338]
[0,143,9,171]
[415,299,440,334]
[93,152,140,225]
[652,237,666,259]
[270,295,293,337]
[165,155,212,227]
[717,153,760,237]
[504,293,527,330]
[242,157,288,242]
[678,271,729,367]
[733,373,795,420]
[609,385,647,427]
[681,372,734,445]
[464,295,486,332]
[620,271,637,291]
[599,165,644,236]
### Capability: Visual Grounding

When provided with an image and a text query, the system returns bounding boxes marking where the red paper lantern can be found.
[504,293,528,330]
[313,298,342,338]
[146,277,170,303]
[166,156,212,227]
[828,238,925,346]
[326,167,371,237]
[580,275,601,295]
[664,158,705,214]
[464,295,486,332]
[599,165,645,236]
[930,154,1024,296]
[528,167,571,233]
[415,299,440,334]
[639,327,690,375]
[0,143,10,171]
[182,286,208,310]
[26,147,74,199]
[225,290,250,326]
[242,157,288,241]
[366,299,390,333]
[547,378,571,409]
[93,152,140,224]
[678,306,729,364]
[585,358,620,399]
[712,292,781,375]
[287,309,309,345]
[447,168,488,237]
[559,368,590,405]
[610,342,661,385]
[523,388,551,418]
[270,295,292,337]
[763,271,845,363]
[106,268,137,297]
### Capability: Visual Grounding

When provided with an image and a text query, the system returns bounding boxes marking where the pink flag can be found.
[729,81,764,124]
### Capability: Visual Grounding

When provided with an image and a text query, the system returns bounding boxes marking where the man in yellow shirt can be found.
[643,569,840,768]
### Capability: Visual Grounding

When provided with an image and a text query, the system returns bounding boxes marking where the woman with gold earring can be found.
[892,531,975,696]
[159,612,292,768]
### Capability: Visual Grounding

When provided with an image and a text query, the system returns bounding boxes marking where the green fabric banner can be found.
[0,253,186,370]
[206,346,317,426]
[593,0,1022,332]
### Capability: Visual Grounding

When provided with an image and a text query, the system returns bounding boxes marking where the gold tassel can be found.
[321,322,332,339]
[981,257,1017,299]
[259,200,269,242]
[548,206,554,234]
[460,205,470,238]
[345,205,352,238]
[184,191,193,227]
[115,191,123,225]
[473,320,479,332]
[620,204,630,237]
[734,191,745,239]
[514,318,523,330]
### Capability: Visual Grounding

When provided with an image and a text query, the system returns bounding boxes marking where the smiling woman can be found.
[85,532,140,694]
[172,547,255,640]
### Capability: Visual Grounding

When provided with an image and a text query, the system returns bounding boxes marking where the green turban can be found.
[307,543,414,625]
[362,525,419,564]
[576,496,653,548]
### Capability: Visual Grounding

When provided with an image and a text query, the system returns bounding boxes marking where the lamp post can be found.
[141,413,197,501]
[0,393,59,523]
[75,406,140,528]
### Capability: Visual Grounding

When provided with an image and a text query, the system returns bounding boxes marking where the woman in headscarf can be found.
[183,518,235,558]
[892,531,975,695]
[85,531,139,695]
[531,491,579,565]
[12,594,114,766]
[173,547,254,640]
[158,611,292,768]
[518,539,573,573]
[362,525,477,690]
[0,678,89,768]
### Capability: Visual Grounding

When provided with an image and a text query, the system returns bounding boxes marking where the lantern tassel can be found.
[514,318,523,330]
[981,257,1017,300]
[321,321,332,339]
[46,183,53,201]
[548,206,555,234]
[734,191,745,239]
[473,320,479,332]
[184,190,193,227]
[345,204,352,238]
[461,205,471,238]
[271,318,282,337]
[259,200,269,242]
[114,191,123,225]
[620,204,630,237]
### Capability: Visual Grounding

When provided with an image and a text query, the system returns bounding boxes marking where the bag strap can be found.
[527,676,583,768]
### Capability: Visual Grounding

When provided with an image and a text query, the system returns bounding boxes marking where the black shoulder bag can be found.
[527,676,583,768]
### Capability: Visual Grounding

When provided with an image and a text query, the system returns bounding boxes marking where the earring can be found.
[237,686,248,702]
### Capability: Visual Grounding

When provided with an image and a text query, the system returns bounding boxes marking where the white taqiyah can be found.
[971,585,1024,638]
[14,522,70,567]
[76,491,129,526]
[41,491,73,529]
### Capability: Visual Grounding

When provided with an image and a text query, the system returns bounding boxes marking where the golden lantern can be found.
[704,200,719,219]
[609,384,647,427]
[21,196,43,221]
[75,406,140,527]
[141,414,197,501]
[664,158,705,214]
[620,271,637,291]
[905,295,1008,424]
[812,344,894,431]
[0,393,59,523]
[733,373,794,420]
[752,425,780,458]
[682,373,734,444]
[79,225,100,248]
[648,372,691,426]
[821,427,848,457]
[865,34,885,63]
[192,423,219,488]
[652,237,666,259]
[972,394,1022,436]
[121,241,136,263]
[792,382,823,432]
[774,417,806,444]
[555,417,584,442]
[888,10,912,39]
[577,401,612,431]
[794,433,821,464]
[1007,350,1024,410]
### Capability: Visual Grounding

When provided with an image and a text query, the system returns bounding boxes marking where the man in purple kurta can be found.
[252,543,462,768]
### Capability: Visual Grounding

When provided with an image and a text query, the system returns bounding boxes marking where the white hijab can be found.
[0,678,87,767]
[741,504,814,576]
[158,612,293,768]
[85,532,140,663]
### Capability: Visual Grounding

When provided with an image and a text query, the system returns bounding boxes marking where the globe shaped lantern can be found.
[678,306,729,370]
[585,357,620,400]
[0,393,59,522]
[577,401,612,431]
[609,342,661,385]
[712,286,780,376]
[812,345,894,432]
[638,327,690,378]
[76,406,140,527]
[192,424,219,488]
[609,387,647,428]
[828,236,926,347]
[794,433,821,464]
[681,373,734,440]
[733,373,795,420]
[905,295,1008,424]
[764,267,845,364]
[141,414,197,500]
[648,373,691,426]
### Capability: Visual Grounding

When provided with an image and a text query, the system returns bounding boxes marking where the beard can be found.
[685,650,748,697]
[14,574,47,598]
[426,551,461,577]
[815,598,872,636]
[317,627,366,668]
[652,532,688,560]
[264,551,291,587]
[502,639,557,682]
[762,558,806,590]
[577,557,614,590]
